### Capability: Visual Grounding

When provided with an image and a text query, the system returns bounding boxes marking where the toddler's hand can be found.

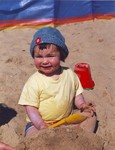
[39,122,48,129]
[79,102,96,117]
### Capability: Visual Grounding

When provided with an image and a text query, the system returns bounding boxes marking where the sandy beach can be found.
[0,19,115,149]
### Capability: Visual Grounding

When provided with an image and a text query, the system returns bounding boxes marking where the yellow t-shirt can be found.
[18,67,83,123]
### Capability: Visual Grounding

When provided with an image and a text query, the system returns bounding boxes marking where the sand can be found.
[0,19,115,150]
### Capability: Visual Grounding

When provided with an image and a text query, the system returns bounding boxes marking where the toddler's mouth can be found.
[42,65,51,68]
[41,65,52,70]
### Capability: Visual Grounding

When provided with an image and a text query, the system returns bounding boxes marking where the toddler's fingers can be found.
[87,102,96,107]
[89,105,96,112]
[81,111,93,118]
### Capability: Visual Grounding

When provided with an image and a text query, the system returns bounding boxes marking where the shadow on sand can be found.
[0,103,17,126]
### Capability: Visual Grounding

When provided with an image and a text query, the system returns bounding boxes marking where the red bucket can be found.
[74,63,95,89]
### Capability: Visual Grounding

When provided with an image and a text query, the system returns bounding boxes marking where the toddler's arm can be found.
[74,94,96,114]
[25,106,46,130]
[74,94,85,109]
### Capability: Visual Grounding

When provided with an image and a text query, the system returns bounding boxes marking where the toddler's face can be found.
[34,44,61,76]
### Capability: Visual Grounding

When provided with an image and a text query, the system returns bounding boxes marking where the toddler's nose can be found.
[42,57,49,64]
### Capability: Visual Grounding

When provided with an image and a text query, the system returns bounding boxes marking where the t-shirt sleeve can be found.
[18,77,40,108]
[74,73,84,96]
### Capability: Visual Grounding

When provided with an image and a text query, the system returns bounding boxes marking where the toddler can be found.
[18,27,97,137]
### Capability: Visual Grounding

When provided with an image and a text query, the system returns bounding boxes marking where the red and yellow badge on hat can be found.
[35,37,41,44]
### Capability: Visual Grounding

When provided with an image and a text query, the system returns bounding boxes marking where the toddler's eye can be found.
[35,55,42,58]
[48,55,54,57]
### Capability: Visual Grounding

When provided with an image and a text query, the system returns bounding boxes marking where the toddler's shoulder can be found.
[61,66,73,73]
[26,71,44,85]
[62,66,76,76]
[61,66,78,80]
[28,71,44,80]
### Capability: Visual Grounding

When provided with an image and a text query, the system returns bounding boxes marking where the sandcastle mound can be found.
[16,125,104,150]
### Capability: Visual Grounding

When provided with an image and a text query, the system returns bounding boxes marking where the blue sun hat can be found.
[30,26,69,59]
